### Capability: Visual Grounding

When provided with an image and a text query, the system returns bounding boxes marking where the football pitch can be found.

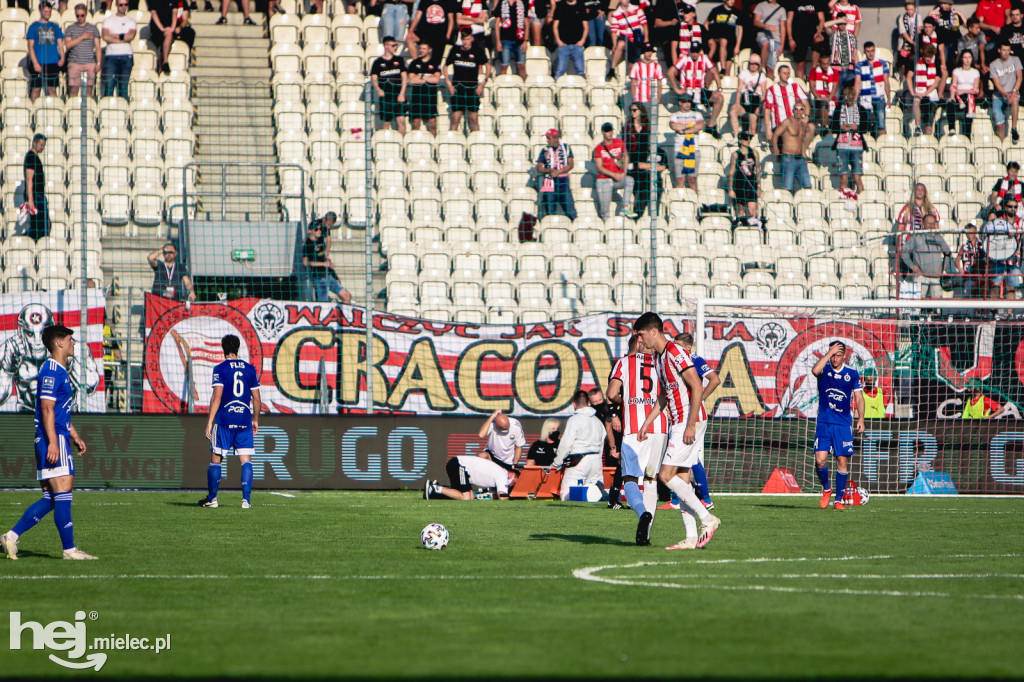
[1,490,1022,680]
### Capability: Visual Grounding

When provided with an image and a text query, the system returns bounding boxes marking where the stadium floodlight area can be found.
[689,298,1024,496]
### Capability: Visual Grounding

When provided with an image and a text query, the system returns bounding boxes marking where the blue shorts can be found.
[989,261,1022,289]
[211,424,254,457]
[35,432,74,480]
[814,422,854,458]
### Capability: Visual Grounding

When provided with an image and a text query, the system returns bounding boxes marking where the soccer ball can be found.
[858,488,870,505]
[420,523,449,550]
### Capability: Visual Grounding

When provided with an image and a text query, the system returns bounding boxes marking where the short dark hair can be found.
[633,312,663,333]
[675,332,694,346]
[1008,161,1021,171]
[42,325,72,352]
[572,389,590,407]
[863,41,875,49]
[967,16,980,26]
[32,133,46,144]
[923,16,937,25]
[627,335,639,353]
[382,35,397,43]
[222,334,241,355]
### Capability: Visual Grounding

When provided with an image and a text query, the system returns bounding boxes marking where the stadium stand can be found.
[3,0,1024,375]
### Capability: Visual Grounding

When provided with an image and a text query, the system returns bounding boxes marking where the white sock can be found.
[665,476,710,523]
[642,479,658,520]
[681,511,698,542]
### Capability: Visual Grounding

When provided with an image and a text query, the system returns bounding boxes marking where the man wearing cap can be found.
[630,42,664,103]
[811,340,864,511]
[23,134,50,241]
[535,128,577,220]
[445,28,490,133]
[593,122,636,219]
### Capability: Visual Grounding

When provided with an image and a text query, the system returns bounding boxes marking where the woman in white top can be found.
[946,49,981,137]
[728,56,768,137]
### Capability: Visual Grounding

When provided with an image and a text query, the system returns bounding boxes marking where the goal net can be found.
[689,299,1024,495]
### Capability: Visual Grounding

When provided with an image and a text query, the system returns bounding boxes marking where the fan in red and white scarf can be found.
[914,53,939,101]
[989,162,1024,219]
[498,0,527,40]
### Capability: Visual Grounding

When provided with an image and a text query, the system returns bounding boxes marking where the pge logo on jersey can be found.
[10,611,171,671]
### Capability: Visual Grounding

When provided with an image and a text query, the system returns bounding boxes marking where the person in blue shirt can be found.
[199,334,261,509]
[26,3,66,101]
[0,325,96,561]
[675,332,721,510]
[811,340,865,511]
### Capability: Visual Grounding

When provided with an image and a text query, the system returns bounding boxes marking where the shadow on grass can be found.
[751,503,808,509]
[528,533,634,546]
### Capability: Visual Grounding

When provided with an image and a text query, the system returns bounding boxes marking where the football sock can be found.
[241,461,253,503]
[53,492,74,551]
[692,461,710,503]
[665,476,709,522]
[835,471,848,504]
[642,479,658,519]
[622,481,646,519]
[816,465,831,490]
[681,511,698,542]
[207,464,222,501]
[11,491,52,536]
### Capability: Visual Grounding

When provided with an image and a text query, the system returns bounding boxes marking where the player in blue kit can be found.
[1,325,96,560]
[675,333,721,510]
[811,340,865,511]
[199,334,261,509]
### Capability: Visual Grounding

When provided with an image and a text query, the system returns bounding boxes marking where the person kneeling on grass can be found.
[424,455,518,500]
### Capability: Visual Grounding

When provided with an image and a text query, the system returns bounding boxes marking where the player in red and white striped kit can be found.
[607,334,667,545]
[634,312,721,550]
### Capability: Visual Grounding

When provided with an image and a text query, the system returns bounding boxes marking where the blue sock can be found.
[622,481,646,518]
[835,471,848,503]
[816,465,831,491]
[692,461,710,503]
[12,492,52,536]
[207,464,221,501]
[53,492,74,551]
[240,461,253,503]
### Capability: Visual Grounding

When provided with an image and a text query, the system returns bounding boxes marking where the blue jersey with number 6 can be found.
[212,359,260,427]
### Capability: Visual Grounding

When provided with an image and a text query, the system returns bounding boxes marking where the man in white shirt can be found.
[552,389,608,500]
[100,0,136,99]
[425,455,516,500]
[477,409,525,470]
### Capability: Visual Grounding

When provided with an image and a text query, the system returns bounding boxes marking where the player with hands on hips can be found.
[811,340,864,511]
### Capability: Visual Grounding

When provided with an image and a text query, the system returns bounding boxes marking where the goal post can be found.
[689,298,1024,496]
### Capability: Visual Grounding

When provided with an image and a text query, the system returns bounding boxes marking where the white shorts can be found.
[662,420,707,469]
[620,433,668,480]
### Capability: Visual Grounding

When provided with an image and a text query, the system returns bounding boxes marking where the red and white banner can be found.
[142,296,908,418]
[0,290,106,413]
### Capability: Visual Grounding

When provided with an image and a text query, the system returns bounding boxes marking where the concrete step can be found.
[194,45,269,60]
[189,65,272,80]
[187,22,265,38]
[188,11,268,26]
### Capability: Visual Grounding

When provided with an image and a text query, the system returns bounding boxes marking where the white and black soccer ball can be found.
[858,488,870,506]
[420,523,449,550]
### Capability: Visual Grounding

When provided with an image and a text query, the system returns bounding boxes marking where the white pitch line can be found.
[626,573,1024,580]
[270,492,297,498]
[573,563,1024,600]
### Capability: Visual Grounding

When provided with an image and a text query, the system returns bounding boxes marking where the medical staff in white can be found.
[552,389,608,501]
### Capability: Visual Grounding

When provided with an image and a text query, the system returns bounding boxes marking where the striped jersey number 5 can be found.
[641,362,654,395]
[233,371,244,399]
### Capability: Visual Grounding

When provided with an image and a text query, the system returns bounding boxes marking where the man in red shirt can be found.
[976,0,1009,40]
[808,51,838,128]
[593,122,637,219]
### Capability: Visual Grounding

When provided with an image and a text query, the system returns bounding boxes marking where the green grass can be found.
[1,490,1022,680]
